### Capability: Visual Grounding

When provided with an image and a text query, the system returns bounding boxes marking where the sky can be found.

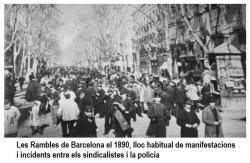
[54,4,136,66]
[55,4,95,66]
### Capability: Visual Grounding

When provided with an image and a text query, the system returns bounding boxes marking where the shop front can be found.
[209,43,246,110]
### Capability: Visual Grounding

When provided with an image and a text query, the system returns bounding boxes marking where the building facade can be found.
[132,4,246,80]
[132,4,167,75]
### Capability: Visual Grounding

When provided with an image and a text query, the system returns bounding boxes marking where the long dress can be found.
[177,109,200,137]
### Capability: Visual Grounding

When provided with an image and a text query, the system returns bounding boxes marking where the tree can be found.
[4,4,61,78]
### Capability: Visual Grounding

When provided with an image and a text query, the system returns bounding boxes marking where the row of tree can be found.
[73,5,134,70]
[5,4,136,78]
[4,4,61,79]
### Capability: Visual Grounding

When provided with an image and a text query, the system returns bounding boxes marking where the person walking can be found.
[161,88,174,119]
[29,100,43,135]
[58,91,79,137]
[25,77,39,101]
[177,100,200,137]
[4,99,20,137]
[186,82,200,112]
[120,90,135,131]
[174,82,187,117]
[102,90,114,135]
[202,97,224,137]
[18,76,25,91]
[146,92,169,137]
[49,85,60,126]
[75,106,97,137]
[111,100,134,138]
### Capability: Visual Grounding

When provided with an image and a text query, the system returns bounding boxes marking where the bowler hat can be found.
[209,95,216,103]
[185,100,193,105]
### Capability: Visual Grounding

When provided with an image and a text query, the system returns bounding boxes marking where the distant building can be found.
[132,4,167,75]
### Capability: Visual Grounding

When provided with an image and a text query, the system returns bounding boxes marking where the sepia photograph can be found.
[4,4,246,138]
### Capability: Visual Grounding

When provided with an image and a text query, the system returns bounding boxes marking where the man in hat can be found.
[111,93,134,137]
[174,82,187,117]
[85,81,96,99]
[127,86,137,121]
[26,76,39,101]
[37,82,51,115]
[146,91,169,137]
[18,76,25,91]
[103,90,115,135]
[74,83,85,105]
[201,83,211,106]
[130,81,143,118]
[120,89,134,129]
[4,99,20,137]
[49,85,60,126]
[177,100,200,137]
[94,84,106,117]
[202,96,224,137]
[161,88,174,118]
[76,104,97,137]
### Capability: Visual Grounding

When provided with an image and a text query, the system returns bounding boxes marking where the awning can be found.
[210,43,241,54]
[159,62,169,70]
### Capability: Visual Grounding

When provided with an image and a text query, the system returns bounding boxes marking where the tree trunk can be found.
[13,41,22,78]
[31,57,38,74]
[180,5,209,54]
[19,42,26,77]
[25,53,31,81]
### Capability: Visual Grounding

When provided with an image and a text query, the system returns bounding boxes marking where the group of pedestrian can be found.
[4,66,224,138]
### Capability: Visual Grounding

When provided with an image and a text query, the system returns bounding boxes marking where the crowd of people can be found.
[4,66,224,138]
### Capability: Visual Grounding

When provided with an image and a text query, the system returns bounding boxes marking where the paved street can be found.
[16,95,246,138]
[17,109,246,138]
[13,83,246,138]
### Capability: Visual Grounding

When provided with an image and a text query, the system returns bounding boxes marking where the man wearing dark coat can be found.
[74,83,85,106]
[79,92,94,113]
[85,82,96,99]
[111,100,134,138]
[177,100,200,137]
[94,86,106,117]
[146,92,169,137]
[120,90,134,127]
[201,83,211,106]
[174,82,187,117]
[76,107,97,137]
[202,97,224,137]
[25,79,39,101]
[161,89,174,116]
[18,76,25,91]
[29,72,35,81]
[5,74,16,105]
[102,90,122,135]
[37,83,51,115]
